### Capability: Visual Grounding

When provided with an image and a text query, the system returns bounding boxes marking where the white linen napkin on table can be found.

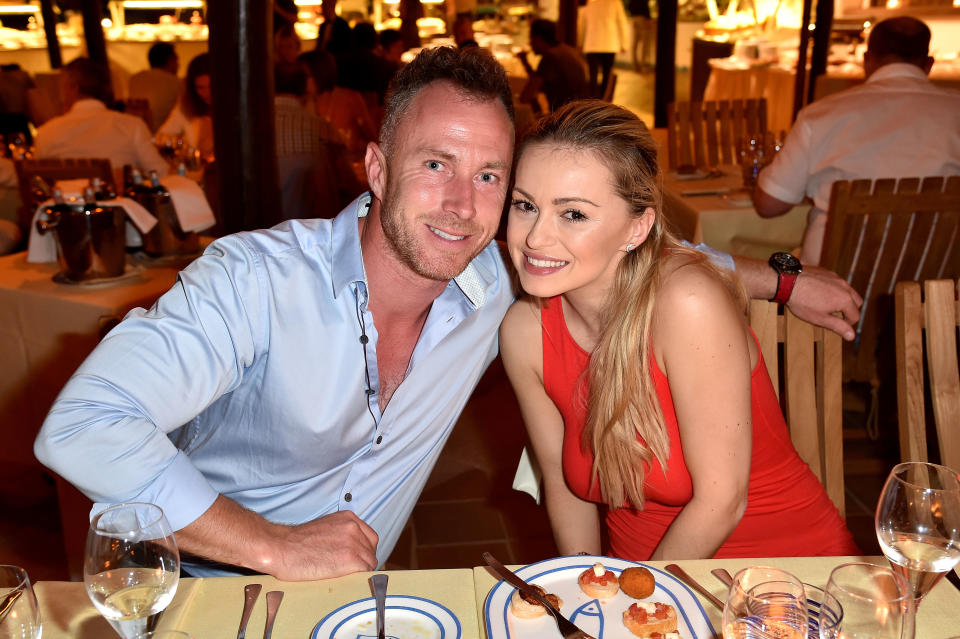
[160,174,216,233]
[27,181,158,263]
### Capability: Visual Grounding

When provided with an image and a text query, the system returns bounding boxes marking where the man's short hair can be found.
[380,46,514,156]
[63,57,113,105]
[530,19,559,47]
[147,42,176,69]
[379,29,403,51]
[867,17,930,65]
[275,62,308,97]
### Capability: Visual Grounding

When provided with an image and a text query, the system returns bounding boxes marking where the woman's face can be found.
[507,143,653,299]
[193,74,212,106]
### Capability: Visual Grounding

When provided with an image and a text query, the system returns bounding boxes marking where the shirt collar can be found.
[866,62,929,84]
[329,192,490,308]
[274,95,304,109]
[68,99,107,114]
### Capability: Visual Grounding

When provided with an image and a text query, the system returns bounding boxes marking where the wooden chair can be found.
[123,98,154,132]
[666,98,767,171]
[820,177,960,387]
[894,279,960,471]
[13,157,114,230]
[749,300,846,516]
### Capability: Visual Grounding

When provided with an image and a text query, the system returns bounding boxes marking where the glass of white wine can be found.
[875,461,960,607]
[723,566,808,639]
[0,565,42,639]
[819,562,912,639]
[84,503,180,639]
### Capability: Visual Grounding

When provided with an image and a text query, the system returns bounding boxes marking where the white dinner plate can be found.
[485,556,716,639]
[311,595,461,639]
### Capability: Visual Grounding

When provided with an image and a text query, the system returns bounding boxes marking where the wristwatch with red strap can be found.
[768,252,802,305]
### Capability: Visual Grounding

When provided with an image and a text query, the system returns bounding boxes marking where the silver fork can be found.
[482,552,595,639]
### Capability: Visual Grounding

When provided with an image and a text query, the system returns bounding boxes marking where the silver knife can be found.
[482,552,595,639]
[263,590,284,639]
[236,583,262,639]
[370,573,388,639]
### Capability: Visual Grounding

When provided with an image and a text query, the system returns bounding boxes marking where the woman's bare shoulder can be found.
[500,296,543,363]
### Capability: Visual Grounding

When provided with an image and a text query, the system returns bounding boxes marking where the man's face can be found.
[377,81,514,281]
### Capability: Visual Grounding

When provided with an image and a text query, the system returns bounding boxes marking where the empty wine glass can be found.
[875,461,960,606]
[84,503,180,639]
[0,565,41,639]
[723,566,808,639]
[819,562,912,639]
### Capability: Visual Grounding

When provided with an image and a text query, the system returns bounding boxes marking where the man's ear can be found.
[365,142,387,201]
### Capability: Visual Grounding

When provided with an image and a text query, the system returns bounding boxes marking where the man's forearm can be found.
[731,255,777,300]
[175,495,282,573]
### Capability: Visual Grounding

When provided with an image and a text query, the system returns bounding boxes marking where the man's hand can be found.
[786,265,863,341]
[176,496,379,581]
[266,511,379,581]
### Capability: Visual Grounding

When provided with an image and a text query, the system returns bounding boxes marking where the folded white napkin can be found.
[27,183,158,263]
[161,174,216,233]
[512,446,543,504]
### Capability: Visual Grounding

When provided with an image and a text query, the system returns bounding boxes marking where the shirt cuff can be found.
[90,450,219,532]
[682,240,736,272]
[757,172,802,207]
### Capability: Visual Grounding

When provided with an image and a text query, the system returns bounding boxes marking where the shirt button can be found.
[376,435,382,444]
[359,334,369,344]
[366,388,375,396]
[344,492,352,502]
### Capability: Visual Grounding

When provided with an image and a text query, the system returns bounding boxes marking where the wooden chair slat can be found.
[718,100,734,166]
[690,100,706,169]
[895,281,927,463]
[705,102,720,168]
[667,102,678,171]
[924,280,960,471]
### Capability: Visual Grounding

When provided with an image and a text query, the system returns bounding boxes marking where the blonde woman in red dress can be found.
[500,100,858,560]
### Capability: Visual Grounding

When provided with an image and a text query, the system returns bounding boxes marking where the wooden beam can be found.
[654,0,677,128]
[79,0,108,66]
[792,0,813,122]
[39,0,61,69]
[807,0,834,105]
[558,0,577,47]
[207,0,282,233]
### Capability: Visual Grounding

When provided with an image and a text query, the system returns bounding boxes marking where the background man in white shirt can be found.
[35,57,169,179]
[753,16,960,265]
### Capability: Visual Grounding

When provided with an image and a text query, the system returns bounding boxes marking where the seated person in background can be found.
[453,15,478,49]
[500,101,860,560]
[275,21,302,65]
[128,42,181,132]
[35,57,167,176]
[753,16,960,265]
[34,47,863,582]
[516,19,590,113]
[378,29,406,86]
[158,53,214,159]
[274,63,363,219]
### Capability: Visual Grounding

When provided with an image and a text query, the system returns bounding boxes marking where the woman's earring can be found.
[625,243,636,252]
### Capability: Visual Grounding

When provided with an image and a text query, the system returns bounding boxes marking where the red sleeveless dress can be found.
[540,296,859,559]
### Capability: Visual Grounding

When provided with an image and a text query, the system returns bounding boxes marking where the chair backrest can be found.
[123,98,154,132]
[666,98,767,170]
[895,279,960,471]
[821,177,960,383]
[749,300,846,516]
[14,157,114,229]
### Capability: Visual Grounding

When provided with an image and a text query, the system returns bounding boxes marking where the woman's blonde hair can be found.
[520,100,745,509]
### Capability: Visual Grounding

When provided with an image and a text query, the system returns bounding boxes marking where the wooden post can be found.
[792,0,813,122]
[558,0,577,47]
[79,0,108,66]
[807,0,834,105]
[39,0,61,69]
[207,0,282,233]
[654,0,677,128]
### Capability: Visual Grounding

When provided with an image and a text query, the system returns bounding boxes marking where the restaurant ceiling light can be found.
[293,0,322,5]
[121,0,204,8]
[101,18,113,27]
[0,5,39,13]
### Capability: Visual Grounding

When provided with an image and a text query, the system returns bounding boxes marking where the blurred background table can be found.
[0,250,190,578]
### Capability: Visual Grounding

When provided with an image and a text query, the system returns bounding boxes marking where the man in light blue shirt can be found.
[35,47,864,580]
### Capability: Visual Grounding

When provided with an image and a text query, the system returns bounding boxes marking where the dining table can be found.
[33,555,960,639]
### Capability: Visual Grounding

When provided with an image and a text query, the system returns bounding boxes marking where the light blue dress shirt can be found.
[34,194,515,576]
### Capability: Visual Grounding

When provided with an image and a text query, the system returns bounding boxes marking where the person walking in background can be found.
[158,53,214,159]
[628,0,654,72]
[578,0,630,98]
[516,19,589,113]
[128,43,180,132]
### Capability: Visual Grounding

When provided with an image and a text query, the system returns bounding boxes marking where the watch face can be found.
[769,252,802,275]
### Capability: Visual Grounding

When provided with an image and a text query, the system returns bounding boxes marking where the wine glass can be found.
[875,461,960,606]
[0,565,42,639]
[84,503,180,639]
[723,566,808,639]
[819,562,912,639]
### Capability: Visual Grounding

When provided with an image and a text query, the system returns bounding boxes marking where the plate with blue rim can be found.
[484,555,716,639]
[311,594,461,639]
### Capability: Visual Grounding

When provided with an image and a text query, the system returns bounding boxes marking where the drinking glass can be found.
[819,562,912,639]
[0,565,41,639]
[84,503,180,639]
[875,461,960,605]
[723,566,808,639]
